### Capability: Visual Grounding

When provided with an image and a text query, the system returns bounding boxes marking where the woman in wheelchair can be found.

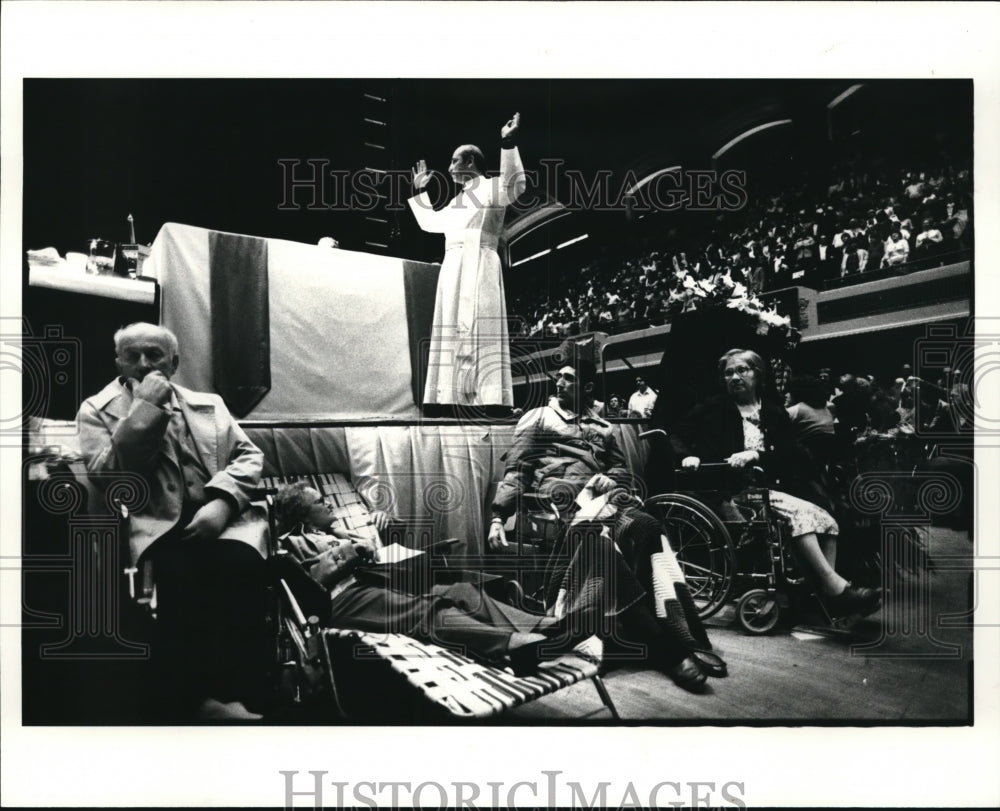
[273,482,590,676]
[672,349,882,619]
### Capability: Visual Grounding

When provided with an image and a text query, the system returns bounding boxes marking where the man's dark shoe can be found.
[664,656,708,693]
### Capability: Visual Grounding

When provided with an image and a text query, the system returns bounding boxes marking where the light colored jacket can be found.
[77,378,267,565]
[492,397,628,519]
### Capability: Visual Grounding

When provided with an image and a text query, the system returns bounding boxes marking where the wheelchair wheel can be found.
[645,493,736,620]
[736,589,780,634]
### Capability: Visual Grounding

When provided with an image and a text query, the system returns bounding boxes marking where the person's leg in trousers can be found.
[149,537,270,718]
[329,583,519,662]
[200,539,271,711]
[148,537,208,718]
[431,581,548,633]
[428,581,558,660]
[615,508,712,652]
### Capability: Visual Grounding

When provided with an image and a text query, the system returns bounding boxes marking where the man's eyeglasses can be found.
[724,366,755,379]
[555,371,577,382]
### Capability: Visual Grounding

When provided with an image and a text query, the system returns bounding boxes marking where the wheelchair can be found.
[501,458,811,635]
[642,459,808,635]
[635,427,891,635]
[826,429,936,584]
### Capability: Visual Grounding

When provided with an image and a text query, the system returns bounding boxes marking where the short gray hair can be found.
[274,482,314,534]
[113,322,179,357]
[718,348,767,390]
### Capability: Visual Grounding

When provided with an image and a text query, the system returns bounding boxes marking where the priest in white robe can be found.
[408,113,526,409]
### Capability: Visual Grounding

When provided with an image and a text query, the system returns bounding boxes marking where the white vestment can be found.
[408,147,525,406]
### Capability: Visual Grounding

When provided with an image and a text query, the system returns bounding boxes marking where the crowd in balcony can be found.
[511,159,971,339]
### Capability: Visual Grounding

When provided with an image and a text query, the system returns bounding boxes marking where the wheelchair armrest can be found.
[683,461,728,471]
[278,577,310,629]
[270,550,332,624]
[673,462,765,474]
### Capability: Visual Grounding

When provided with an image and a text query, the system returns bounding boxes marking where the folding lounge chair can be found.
[263,473,621,721]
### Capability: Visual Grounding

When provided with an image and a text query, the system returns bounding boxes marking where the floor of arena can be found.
[508,526,973,724]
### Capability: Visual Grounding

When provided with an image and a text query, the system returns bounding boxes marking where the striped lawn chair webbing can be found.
[323,629,603,719]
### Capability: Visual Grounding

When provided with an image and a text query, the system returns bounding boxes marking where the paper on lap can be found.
[375,543,424,564]
[572,484,610,524]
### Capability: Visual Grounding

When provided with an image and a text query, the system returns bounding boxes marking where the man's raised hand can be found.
[412,159,432,191]
[501,112,521,140]
[588,473,617,496]
[131,371,172,407]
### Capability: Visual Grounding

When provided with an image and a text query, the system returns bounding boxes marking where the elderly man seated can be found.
[273,482,588,675]
[77,322,270,721]
[487,362,722,692]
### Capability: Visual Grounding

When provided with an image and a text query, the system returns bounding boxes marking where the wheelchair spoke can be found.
[646,493,736,620]
[677,560,715,577]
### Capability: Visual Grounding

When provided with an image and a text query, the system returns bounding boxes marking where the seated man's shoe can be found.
[691,648,728,678]
[821,584,882,619]
[664,656,708,693]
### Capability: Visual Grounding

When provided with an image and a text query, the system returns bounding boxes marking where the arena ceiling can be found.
[401,79,854,208]
[21,79,970,265]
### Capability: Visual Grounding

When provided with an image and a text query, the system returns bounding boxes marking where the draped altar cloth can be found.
[142,222,439,419]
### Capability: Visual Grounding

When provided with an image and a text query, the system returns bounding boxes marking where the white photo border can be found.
[2,2,998,807]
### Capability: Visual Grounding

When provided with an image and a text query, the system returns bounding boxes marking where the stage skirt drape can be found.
[243,422,649,557]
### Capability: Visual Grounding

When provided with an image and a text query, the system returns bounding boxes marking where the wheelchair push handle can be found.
[638,430,767,484]
[680,461,764,473]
